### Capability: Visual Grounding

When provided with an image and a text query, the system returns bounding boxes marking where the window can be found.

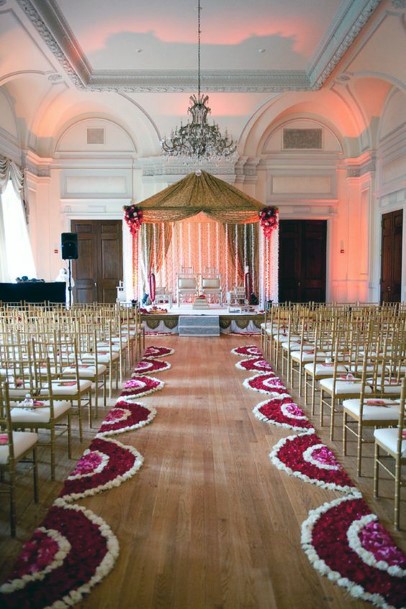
[1,179,36,281]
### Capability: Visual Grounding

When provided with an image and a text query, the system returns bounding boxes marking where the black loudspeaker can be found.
[61,233,78,260]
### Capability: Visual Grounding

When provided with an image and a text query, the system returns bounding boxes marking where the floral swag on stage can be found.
[124,204,143,236]
[259,206,279,238]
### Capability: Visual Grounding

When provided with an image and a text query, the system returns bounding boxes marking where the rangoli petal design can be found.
[231,345,263,358]
[253,397,314,431]
[97,399,156,437]
[143,345,174,358]
[132,358,171,375]
[243,372,287,395]
[59,437,143,502]
[270,432,356,493]
[235,357,274,374]
[0,499,119,609]
[301,495,406,608]
[121,375,164,397]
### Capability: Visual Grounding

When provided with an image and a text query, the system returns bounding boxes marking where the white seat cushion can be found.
[11,400,71,424]
[342,398,400,421]
[0,431,38,463]
[319,377,372,395]
[374,427,406,457]
[304,362,347,376]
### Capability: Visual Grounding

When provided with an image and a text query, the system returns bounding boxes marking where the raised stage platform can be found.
[140,304,264,335]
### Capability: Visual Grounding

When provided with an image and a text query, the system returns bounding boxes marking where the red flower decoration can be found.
[231,345,263,358]
[0,500,119,608]
[259,206,279,238]
[302,496,406,608]
[59,437,143,501]
[236,357,274,374]
[132,358,171,376]
[253,396,314,431]
[123,204,143,236]
[143,345,174,358]
[120,375,164,397]
[270,431,355,492]
[97,400,156,436]
[243,372,287,395]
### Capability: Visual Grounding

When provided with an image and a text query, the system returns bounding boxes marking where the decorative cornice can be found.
[308,0,382,89]
[16,0,382,93]
[85,70,311,93]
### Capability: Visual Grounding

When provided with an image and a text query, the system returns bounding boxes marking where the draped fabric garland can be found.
[124,171,279,303]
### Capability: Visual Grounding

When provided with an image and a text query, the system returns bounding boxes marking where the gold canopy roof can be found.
[138,170,264,224]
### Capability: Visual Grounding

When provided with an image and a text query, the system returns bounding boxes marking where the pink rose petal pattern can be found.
[301,495,406,608]
[270,432,355,493]
[59,437,143,502]
[0,500,119,609]
[253,397,314,431]
[121,375,164,397]
[144,345,174,358]
[231,345,263,358]
[132,358,171,375]
[235,357,274,374]
[97,400,156,437]
[243,372,287,395]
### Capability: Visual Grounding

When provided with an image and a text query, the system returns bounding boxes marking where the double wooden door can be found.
[278,220,327,303]
[71,220,123,304]
[380,210,403,303]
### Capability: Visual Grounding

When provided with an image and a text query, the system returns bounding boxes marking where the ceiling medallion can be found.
[160,0,236,162]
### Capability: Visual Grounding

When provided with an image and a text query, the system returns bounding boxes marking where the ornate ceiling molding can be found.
[16,0,382,93]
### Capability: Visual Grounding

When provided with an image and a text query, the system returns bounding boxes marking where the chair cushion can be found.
[304,362,347,376]
[11,400,71,424]
[343,398,400,421]
[202,279,220,289]
[178,278,196,289]
[0,431,38,463]
[374,427,406,457]
[319,378,372,395]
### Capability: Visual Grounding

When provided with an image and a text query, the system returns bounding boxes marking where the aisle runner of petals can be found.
[96,398,156,437]
[235,357,274,374]
[132,357,171,375]
[120,375,164,397]
[231,343,406,609]
[0,500,119,609]
[0,345,173,609]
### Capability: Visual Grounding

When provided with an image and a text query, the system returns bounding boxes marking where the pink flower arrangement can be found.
[123,203,143,235]
[259,206,279,238]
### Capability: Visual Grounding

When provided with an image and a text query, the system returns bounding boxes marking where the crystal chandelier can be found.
[161,0,236,161]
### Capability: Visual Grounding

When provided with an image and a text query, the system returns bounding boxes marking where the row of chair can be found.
[261,302,406,529]
[0,302,144,535]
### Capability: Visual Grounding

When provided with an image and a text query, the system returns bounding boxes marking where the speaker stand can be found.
[67,259,73,308]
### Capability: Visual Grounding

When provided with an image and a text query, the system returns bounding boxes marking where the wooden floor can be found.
[1,334,405,609]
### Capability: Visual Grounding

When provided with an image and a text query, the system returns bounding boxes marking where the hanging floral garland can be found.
[259,206,279,238]
[123,203,143,236]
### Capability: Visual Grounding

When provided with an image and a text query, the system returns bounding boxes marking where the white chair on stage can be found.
[154,286,173,308]
[176,267,198,304]
[200,267,223,305]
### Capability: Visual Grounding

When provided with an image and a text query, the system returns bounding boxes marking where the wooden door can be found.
[70,220,123,304]
[380,210,403,303]
[278,220,326,303]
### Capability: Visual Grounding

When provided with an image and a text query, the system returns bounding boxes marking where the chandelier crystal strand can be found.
[160,0,237,161]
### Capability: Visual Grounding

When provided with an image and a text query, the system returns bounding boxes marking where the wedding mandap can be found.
[124,170,279,310]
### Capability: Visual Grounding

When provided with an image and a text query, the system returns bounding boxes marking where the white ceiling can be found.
[7,0,384,92]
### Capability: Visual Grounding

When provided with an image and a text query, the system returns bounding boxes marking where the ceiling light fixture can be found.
[161,0,236,161]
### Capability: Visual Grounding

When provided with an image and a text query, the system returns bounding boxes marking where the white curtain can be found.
[0,156,36,282]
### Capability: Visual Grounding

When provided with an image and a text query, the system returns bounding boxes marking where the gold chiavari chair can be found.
[374,376,406,530]
[0,381,39,537]
[342,345,400,476]
[8,356,72,481]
